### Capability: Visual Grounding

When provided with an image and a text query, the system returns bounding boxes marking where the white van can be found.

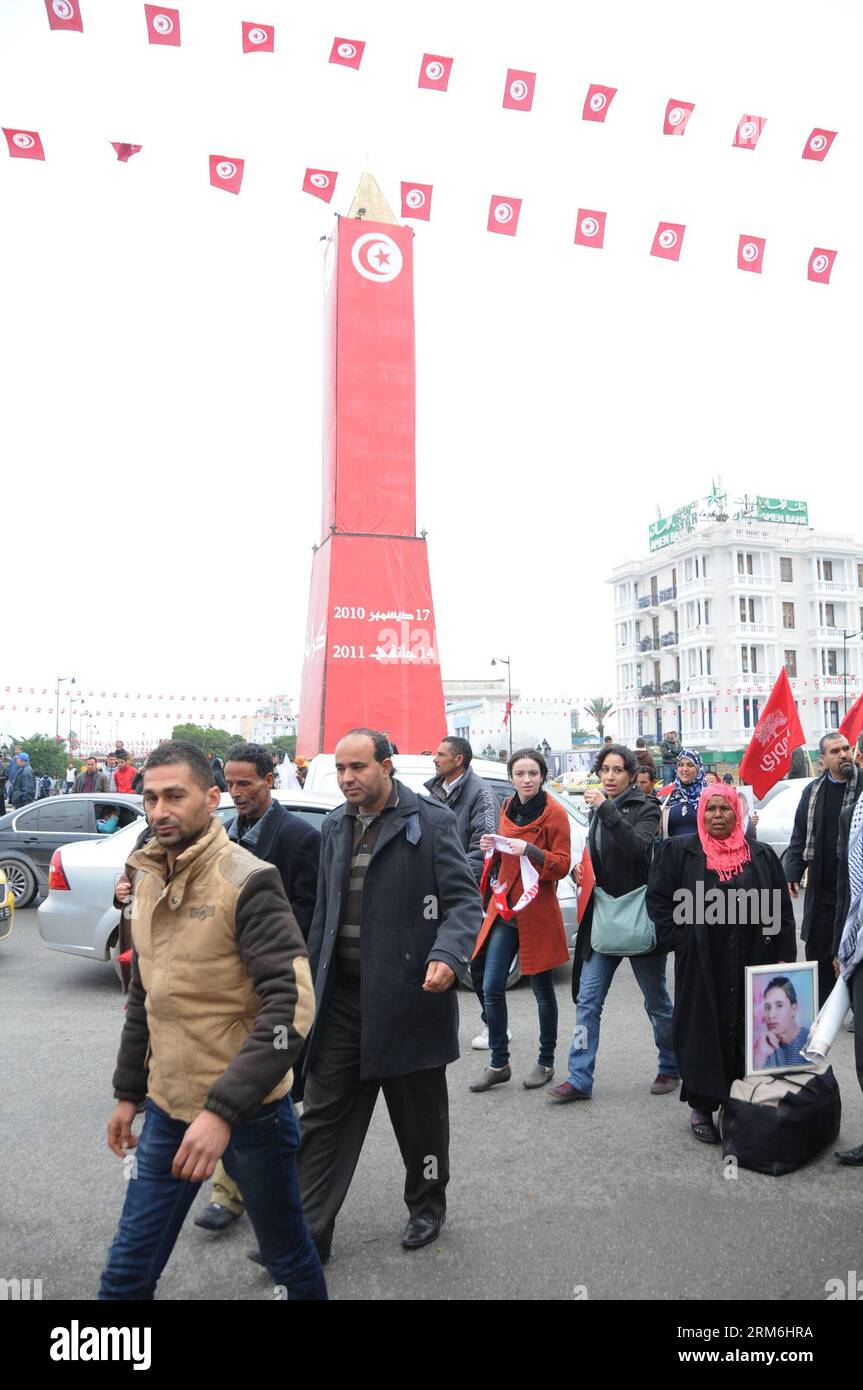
[304,752,514,801]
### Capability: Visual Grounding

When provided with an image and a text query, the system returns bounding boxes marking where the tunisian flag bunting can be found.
[112,143,142,162]
[145,6,181,45]
[583,84,617,121]
[650,222,686,260]
[664,99,695,135]
[802,129,837,160]
[45,0,83,31]
[242,22,274,52]
[329,37,364,68]
[739,669,806,799]
[840,691,863,749]
[574,209,606,248]
[503,69,536,111]
[4,129,45,160]
[303,168,337,201]
[418,54,453,90]
[209,156,244,194]
[738,235,766,272]
[488,195,521,236]
[401,182,433,220]
[733,115,767,149]
[808,248,837,283]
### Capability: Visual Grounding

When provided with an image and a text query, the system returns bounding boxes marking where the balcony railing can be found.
[639,684,657,698]
[729,573,772,587]
[660,631,679,647]
[639,637,659,652]
[735,621,776,635]
[735,672,772,687]
[637,596,652,609]
[661,679,681,695]
[682,675,717,693]
[817,673,861,687]
[816,626,846,640]
[677,626,714,639]
[658,586,677,603]
[808,578,856,594]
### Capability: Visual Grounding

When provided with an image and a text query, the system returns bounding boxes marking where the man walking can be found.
[834,785,863,1163]
[659,729,680,787]
[8,751,36,808]
[425,737,498,883]
[99,741,325,1300]
[297,729,481,1261]
[75,756,107,794]
[785,731,863,1007]
[195,741,321,1235]
[113,753,137,795]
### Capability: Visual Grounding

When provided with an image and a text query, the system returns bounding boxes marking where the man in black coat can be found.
[297,728,482,1260]
[424,736,499,883]
[195,741,321,1235]
[833,797,863,1164]
[784,732,863,1006]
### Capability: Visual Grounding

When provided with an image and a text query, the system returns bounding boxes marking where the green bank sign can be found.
[755,497,809,525]
[648,503,696,552]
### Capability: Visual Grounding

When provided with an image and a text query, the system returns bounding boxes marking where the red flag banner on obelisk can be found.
[739,669,806,798]
[839,691,863,749]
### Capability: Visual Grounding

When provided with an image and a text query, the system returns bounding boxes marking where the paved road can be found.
[2,904,861,1302]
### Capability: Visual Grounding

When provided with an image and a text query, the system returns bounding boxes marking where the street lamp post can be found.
[842,630,859,718]
[56,675,75,738]
[491,656,513,757]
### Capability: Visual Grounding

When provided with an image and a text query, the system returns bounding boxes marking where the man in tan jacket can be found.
[98,741,326,1301]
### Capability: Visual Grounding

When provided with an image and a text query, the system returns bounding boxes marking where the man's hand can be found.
[787,881,800,899]
[107,1101,140,1159]
[423,961,456,993]
[171,1111,231,1182]
[115,876,132,905]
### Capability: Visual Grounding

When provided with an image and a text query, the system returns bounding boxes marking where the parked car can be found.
[0,794,145,908]
[0,867,14,941]
[753,778,812,862]
[37,790,341,966]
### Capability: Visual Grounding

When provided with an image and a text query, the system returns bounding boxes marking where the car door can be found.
[18,798,95,873]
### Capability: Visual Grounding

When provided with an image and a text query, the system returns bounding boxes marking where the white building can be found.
[443,680,583,755]
[239,696,296,747]
[610,519,863,752]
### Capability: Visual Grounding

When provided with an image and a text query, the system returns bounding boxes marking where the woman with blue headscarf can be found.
[660,748,705,838]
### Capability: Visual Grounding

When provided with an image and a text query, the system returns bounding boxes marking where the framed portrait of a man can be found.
[745,963,818,1076]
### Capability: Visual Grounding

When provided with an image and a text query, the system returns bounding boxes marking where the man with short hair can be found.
[99,741,325,1300]
[196,741,321,1235]
[785,732,863,1007]
[659,730,680,786]
[296,729,481,1261]
[8,752,36,807]
[113,753,137,795]
[74,756,107,794]
[425,738,498,884]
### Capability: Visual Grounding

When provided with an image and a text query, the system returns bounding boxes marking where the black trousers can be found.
[298,977,449,1257]
[806,898,840,1011]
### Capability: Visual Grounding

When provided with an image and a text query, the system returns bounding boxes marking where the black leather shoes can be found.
[835,1143,863,1166]
[401,1213,445,1250]
[194,1203,242,1232]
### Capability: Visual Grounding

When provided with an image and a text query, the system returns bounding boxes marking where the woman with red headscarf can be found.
[647,784,796,1143]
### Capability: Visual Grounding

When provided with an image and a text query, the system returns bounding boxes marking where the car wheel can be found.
[0,859,36,908]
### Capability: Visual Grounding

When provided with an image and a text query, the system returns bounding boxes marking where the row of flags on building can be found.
[34,4,839,162]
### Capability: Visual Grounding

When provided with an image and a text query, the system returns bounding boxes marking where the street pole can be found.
[491,656,513,757]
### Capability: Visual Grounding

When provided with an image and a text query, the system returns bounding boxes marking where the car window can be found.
[29,801,92,833]
[283,807,331,831]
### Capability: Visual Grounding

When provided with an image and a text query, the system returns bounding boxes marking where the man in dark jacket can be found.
[424,737,498,883]
[659,730,680,786]
[8,752,36,807]
[297,728,482,1260]
[784,731,863,1006]
[832,796,863,1163]
[74,756,107,794]
[196,741,321,1234]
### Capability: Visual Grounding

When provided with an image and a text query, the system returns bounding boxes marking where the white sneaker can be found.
[471,1027,512,1050]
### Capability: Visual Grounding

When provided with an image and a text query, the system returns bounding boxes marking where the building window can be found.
[782,602,795,629]
[858,562,863,588]
[784,649,797,678]
[741,646,749,674]
[824,602,836,627]
[824,649,838,675]
[706,647,713,675]
[743,698,751,729]
[828,700,840,728]
[703,599,711,624]
[823,559,833,582]
[780,556,793,582]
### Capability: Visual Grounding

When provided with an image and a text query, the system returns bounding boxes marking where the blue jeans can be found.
[471,922,558,1069]
[566,951,677,1095]
[99,1096,327,1300]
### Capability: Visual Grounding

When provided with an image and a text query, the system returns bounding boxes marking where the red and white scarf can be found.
[480,834,540,920]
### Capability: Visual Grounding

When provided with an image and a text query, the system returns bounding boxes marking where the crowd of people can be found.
[93,724,863,1301]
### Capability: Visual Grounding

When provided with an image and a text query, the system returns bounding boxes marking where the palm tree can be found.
[583,697,615,740]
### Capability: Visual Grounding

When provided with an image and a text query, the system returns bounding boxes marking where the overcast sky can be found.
[2,0,861,743]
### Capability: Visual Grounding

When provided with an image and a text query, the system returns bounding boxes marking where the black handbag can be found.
[722,1067,841,1176]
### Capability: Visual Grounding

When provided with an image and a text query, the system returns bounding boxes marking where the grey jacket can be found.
[423,766,498,883]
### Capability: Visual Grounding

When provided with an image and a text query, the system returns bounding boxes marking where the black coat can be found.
[646,836,796,1101]
[227,798,320,939]
[574,784,662,967]
[783,769,863,942]
[304,781,483,1082]
[833,803,858,959]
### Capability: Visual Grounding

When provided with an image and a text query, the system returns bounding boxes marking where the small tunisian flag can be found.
[739,669,806,799]
[583,84,617,122]
[488,196,521,236]
[112,143,142,162]
[303,168,337,202]
[733,115,767,150]
[503,69,536,111]
[401,182,432,220]
[145,5,181,45]
[209,156,244,194]
[808,248,837,284]
[242,22,274,53]
[45,0,83,32]
[4,129,45,160]
[802,129,837,161]
[418,54,453,90]
[663,99,695,135]
[575,845,595,925]
[574,209,606,248]
[650,222,686,261]
[738,235,766,273]
[329,37,364,68]
[840,691,863,749]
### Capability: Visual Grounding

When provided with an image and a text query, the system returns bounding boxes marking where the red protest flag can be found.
[583,84,617,122]
[502,69,536,111]
[738,235,766,273]
[45,0,83,32]
[501,700,513,728]
[418,54,453,90]
[400,182,432,220]
[839,691,863,749]
[4,128,45,160]
[808,248,837,284]
[303,168,337,202]
[145,6,180,46]
[733,115,767,150]
[650,221,686,261]
[576,845,595,925]
[574,209,606,249]
[663,99,695,135]
[739,669,806,799]
[242,22,274,53]
[329,37,364,68]
[802,128,837,161]
[209,156,244,194]
[112,143,142,162]
[488,196,521,236]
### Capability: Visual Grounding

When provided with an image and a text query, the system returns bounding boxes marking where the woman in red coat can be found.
[469,749,571,1093]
